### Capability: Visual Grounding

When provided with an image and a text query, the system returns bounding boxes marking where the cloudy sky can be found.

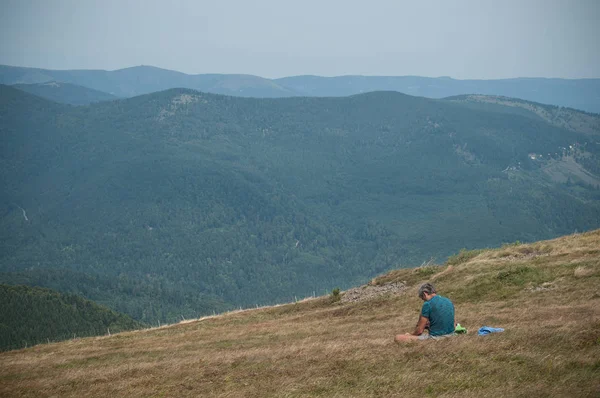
[1,0,598,79]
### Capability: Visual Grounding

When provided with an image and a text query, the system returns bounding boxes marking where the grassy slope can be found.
[1,230,598,397]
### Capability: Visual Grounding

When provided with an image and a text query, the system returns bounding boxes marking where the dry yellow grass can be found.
[1,230,599,397]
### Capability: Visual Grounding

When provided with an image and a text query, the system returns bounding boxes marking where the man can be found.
[395,282,455,342]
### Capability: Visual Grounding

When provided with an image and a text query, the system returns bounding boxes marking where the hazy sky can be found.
[1,0,599,79]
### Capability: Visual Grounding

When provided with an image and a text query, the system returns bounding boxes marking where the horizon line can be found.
[2,63,600,81]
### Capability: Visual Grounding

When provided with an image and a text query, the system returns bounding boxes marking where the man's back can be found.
[421,295,455,336]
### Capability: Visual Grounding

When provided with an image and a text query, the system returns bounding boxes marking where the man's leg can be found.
[395,334,421,343]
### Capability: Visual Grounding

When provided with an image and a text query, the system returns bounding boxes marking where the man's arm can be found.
[412,315,429,336]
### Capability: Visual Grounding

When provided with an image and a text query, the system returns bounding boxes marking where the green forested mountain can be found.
[1,85,599,323]
[446,94,600,136]
[2,64,600,112]
[0,284,142,351]
[12,81,118,105]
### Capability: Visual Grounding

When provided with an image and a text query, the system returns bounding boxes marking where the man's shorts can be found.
[418,333,456,340]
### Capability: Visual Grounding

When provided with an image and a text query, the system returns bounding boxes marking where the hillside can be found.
[1,85,600,324]
[11,81,118,105]
[0,284,143,351]
[2,64,600,112]
[0,65,296,98]
[446,94,600,136]
[0,230,598,397]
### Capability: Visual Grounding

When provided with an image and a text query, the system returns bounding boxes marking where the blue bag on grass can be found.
[478,326,504,336]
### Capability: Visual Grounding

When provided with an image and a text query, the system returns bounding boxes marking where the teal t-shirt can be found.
[420,295,455,336]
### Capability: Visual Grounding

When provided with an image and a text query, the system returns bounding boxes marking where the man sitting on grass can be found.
[395,282,455,342]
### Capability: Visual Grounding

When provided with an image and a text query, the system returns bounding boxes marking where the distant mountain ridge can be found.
[1,64,599,112]
[0,64,296,99]
[12,81,119,105]
[276,75,600,114]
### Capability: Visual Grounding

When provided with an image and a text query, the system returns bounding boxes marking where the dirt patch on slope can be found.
[341,282,408,303]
